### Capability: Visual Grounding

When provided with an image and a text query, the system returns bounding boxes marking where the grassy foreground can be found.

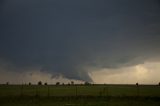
[0,85,160,106]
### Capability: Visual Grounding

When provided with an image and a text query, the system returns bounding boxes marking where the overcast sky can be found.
[0,0,160,84]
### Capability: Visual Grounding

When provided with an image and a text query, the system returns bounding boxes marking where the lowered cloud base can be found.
[0,62,160,84]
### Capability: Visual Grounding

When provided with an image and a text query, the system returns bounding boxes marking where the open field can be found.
[0,85,160,106]
[0,84,160,97]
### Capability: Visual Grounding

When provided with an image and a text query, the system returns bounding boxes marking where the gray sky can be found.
[0,0,160,84]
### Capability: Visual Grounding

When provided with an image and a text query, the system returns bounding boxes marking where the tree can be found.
[159,82,160,86]
[29,82,31,85]
[44,82,48,85]
[136,82,139,86]
[56,82,60,85]
[84,81,90,85]
[38,81,42,85]
[71,81,74,85]
[6,82,9,85]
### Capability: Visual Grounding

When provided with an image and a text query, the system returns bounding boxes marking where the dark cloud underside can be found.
[0,0,160,81]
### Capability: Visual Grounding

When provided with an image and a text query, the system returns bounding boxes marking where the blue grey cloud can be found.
[0,0,160,81]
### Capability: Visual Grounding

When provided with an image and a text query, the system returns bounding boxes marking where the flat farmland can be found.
[0,85,160,97]
[0,85,160,106]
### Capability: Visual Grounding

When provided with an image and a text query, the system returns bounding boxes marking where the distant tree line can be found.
[3,81,160,86]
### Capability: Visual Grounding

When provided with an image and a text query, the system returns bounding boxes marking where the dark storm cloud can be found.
[0,0,160,81]
[0,0,5,5]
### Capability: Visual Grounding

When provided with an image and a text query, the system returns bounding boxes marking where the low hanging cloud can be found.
[0,0,160,82]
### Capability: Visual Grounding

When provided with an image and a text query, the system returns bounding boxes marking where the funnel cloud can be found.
[0,0,160,82]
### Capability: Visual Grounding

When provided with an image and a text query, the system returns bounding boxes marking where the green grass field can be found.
[0,85,160,106]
